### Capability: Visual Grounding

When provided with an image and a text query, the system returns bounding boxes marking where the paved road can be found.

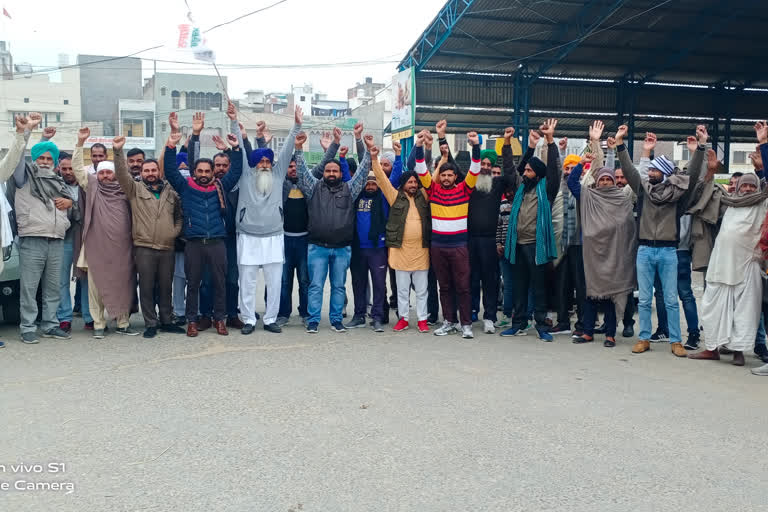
[1,283,766,511]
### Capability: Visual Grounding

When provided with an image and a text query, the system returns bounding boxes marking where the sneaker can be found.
[483,319,495,334]
[372,320,384,332]
[159,324,185,334]
[495,315,512,328]
[60,321,72,333]
[0,340,4,348]
[684,331,700,351]
[393,318,409,332]
[548,322,570,335]
[42,327,71,340]
[499,326,525,337]
[536,327,553,342]
[331,322,347,333]
[751,363,768,376]
[306,322,319,334]
[143,326,157,339]
[115,327,140,336]
[21,332,39,344]
[264,323,282,333]
[434,321,458,336]
[301,316,309,327]
[650,329,668,343]
[345,316,367,329]
[461,325,474,339]
[426,315,438,326]
[622,324,635,338]
[84,321,94,331]
[275,316,289,327]
[417,320,429,333]
[93,329,105,340]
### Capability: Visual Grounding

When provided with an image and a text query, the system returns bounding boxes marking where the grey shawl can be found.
[25,162,73,211]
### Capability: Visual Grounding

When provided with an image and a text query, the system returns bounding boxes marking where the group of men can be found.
[2,107,768,376]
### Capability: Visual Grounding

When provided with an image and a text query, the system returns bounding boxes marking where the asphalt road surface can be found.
[1,281,766,511]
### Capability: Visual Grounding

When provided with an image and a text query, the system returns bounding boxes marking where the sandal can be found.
[604,337,616,348]
[573,335,594,344]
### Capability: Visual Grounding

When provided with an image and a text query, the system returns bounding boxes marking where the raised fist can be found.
[112,135,126,151]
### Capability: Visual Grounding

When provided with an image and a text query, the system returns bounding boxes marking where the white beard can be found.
[254,169,273,196]
[475,173,493,193]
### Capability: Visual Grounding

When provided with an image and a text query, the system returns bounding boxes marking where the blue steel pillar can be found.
[723,118,731,169]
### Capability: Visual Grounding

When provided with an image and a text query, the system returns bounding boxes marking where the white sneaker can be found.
[434,321,458,336]
[483,319,495,334]
[494,315,512,328]
[462,325,474,339]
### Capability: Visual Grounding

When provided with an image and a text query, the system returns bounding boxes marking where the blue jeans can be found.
[57,239,93,324]
[654,249,699,335]
[307,244,351,325]
[499,258,514,317]
[637,245,681,342]
[279,235,309,319]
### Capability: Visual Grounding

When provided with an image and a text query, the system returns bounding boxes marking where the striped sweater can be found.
[415,144,481,247]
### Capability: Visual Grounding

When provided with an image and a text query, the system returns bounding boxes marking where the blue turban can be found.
[176,152,188,168]
[248,148,275,168]
[31,141,60,167]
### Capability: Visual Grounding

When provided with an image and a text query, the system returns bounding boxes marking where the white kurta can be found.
[237,233,284,266]
[701,200,768,351]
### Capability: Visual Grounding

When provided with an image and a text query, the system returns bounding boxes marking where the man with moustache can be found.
[126,148,145,181]
[113,135,185,339]
[229,103,302,334]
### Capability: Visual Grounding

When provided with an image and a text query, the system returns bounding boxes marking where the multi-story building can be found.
[78,54,143,136]
[348,77,388,110]
[143,72,228,158]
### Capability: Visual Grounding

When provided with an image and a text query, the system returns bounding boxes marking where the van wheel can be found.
[2,302,20,325]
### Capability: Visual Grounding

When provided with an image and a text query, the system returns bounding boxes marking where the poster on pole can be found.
[391,67,415,135]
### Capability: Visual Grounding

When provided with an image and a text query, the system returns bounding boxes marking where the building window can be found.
[171,90,180,109]
[733,151,749,165]
[270,137,286,153]
[681,148,691,161]
[23,98,29,103]
[63,99,69,105]
[146,119,154,138]
[55,113,61,122]
[123,119,144,137]
[161,122,167,132]
[300,96,305,102]
[454,134,468,153]
[161,87,167,96]
[213,93,222,111]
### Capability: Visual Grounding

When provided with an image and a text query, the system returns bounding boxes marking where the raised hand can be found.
[615,124,628,144]
[644,132,657,152]
[320,132,331,151]
[696,124,708,146]
[424,132,434,150]
[436,119,447,138]
[581,152,595,165]
[43,127,56,139]
[212,135,228,151]
[528,129,541,149]
[467,131,479,146]
[27,112,42,130]
[227,101,237,121]
[415,133,425,147]
[295,131,307,149]
[14,115,27,133]
[192,112,205,135]
[256,121,266,137]
[755,121,768,144]
[77,127,91,146]
[353,122,363,139]
[339,146,349,158]
[370,146,380,159]
[112,135,126,151]
[169,112,180,133]
[167,131,182,148]
[238,122,248,139]
[558,137,568,152]
[333,127,342,144]
[363,134,375,149]
[504,127,515,142]
[686,136,698,154]
[227,133,239,148]
[393,140,402,156]
[540,118,558,142]
[705,149,719,181]
[606,136,616,150]
[589,120,604,141]
[295,106,303,125]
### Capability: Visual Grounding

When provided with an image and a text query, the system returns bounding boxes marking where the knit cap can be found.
[649,155,675,176]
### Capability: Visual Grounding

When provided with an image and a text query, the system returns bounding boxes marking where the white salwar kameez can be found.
[701,200,768,351]
[237,233,284,326]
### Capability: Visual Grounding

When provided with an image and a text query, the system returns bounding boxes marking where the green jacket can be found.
[385,190,431,248]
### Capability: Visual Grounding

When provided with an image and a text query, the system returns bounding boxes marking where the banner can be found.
[391,67,415,135]
[177,23,215,63]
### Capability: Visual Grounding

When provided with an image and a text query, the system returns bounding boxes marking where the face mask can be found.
[324,176,340,188]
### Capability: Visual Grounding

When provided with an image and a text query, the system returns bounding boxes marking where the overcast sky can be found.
[1,0,445,99]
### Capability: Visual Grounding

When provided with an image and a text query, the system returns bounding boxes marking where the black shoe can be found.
[372,320,384,332]
[684,331,700,350]
[594,323,607,334]
[143,326,157,339]
[754,343,767,358]
[264,323,282,333]
[650,329,668,343]
[159,324,185,334]
[241,323,255,335]
[173,315,187,327]
[622,324,634,338]
[345,316,367,328]
[426,316,438,326]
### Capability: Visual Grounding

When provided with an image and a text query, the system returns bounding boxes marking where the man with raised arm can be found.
[415,126,481,339]
[230,103,302,334]
[73,127,137,339]
[295,132,371,334]
[163,117,244,338]
[112,135,184,338]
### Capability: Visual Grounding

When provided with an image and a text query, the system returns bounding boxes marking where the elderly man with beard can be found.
[228,104,301,334]
[468,129,517,334]
[73,127,137,339]
[113,135,185,339]
[616,124,707,357]
[9,113,75,344]
[296,133,371,334]
[499,121,562,342]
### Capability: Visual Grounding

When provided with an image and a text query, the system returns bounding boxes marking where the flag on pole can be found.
[177,23,215,63]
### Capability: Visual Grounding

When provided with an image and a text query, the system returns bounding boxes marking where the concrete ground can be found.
[1,278,767,512]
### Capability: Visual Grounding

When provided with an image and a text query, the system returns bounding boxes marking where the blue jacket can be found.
[164,145,243,239]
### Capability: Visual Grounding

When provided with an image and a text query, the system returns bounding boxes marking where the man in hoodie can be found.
[498,120,562,342]
[615,124,707,357]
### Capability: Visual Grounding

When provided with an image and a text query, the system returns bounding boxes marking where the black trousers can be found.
[135,247,175,327]
[427,266,439,318]
[185,239,227,322]
[469,236,499,321]
[513,243,549,329]
[555,245,586,329]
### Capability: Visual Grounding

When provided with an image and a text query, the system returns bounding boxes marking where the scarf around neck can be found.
[643,174,689,204]
[25,162,72,210]
[504,178,557,265]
